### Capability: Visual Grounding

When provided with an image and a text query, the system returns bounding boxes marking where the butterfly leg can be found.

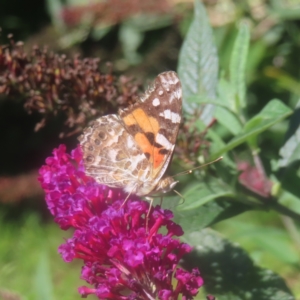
[144,196,154,232]
[173,189,185,205]
[120,185,137,209]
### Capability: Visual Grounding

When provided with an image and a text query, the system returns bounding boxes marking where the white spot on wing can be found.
[171,112,181,123]
[159,72,179,85]
[159,109,181,123]
[152,98,160,106]
[164,88,181,103]
[127,137,135,148]
[156,133,172,150]
[164,110,171,119]
[158,90,163,96]
[174,88,182,99]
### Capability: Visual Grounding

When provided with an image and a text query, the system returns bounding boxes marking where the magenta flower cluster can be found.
[39,145,203,299]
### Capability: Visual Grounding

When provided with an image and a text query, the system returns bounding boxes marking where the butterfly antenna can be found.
[173,156,223,178]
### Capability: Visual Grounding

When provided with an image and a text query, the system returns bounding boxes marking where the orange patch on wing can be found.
[123,113,137,126]
[147,116,160,135]
[135,133,152,155]
[135,133,166,170]
[130,108,159,134]
[152,148,165,169]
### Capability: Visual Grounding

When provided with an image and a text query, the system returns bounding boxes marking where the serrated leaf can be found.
[178,0,218,124]
[211,99,293,159]
[181,229,295,300]
[230,22,250,110]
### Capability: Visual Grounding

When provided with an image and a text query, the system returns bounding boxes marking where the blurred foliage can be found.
[0,0,300,299]
[0,212,82,300]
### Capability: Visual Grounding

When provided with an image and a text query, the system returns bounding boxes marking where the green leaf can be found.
[279,127,300,167]
[271,3,300,20]
[229,22,250,110]
[124,14,173,31]
[217,77,237,112]
[215,218,300,265]
[178,0,218,124]
[211,99,293,159]
[277,166,300,206]
[92,24,112,40]
[206,128,237,169]
[178,178,234,211]
[119,23,143,65]
[171,198,250,231]
[59,27,91,49]
[214,106,243,135]
[46,0,65,30]
[278,107,300,167]
[33,250,54,300]
[278,186,300,214]
[181,229,295,300]
[240,223,299,264]
[119,14,173,65]
[246,40,268,82]
[186,93,243,135]
[264,67,300,96]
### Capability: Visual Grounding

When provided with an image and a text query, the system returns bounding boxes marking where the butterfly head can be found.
[152,176,178,195]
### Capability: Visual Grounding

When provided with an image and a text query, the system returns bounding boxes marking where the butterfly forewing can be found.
[120,71,182,182]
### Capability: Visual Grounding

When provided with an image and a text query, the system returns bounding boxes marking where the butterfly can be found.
[78,71,182,201]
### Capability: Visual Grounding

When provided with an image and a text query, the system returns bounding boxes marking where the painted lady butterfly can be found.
[78,71,182,199]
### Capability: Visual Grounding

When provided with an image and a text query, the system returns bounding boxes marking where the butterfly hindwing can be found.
[79,115,151,191]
